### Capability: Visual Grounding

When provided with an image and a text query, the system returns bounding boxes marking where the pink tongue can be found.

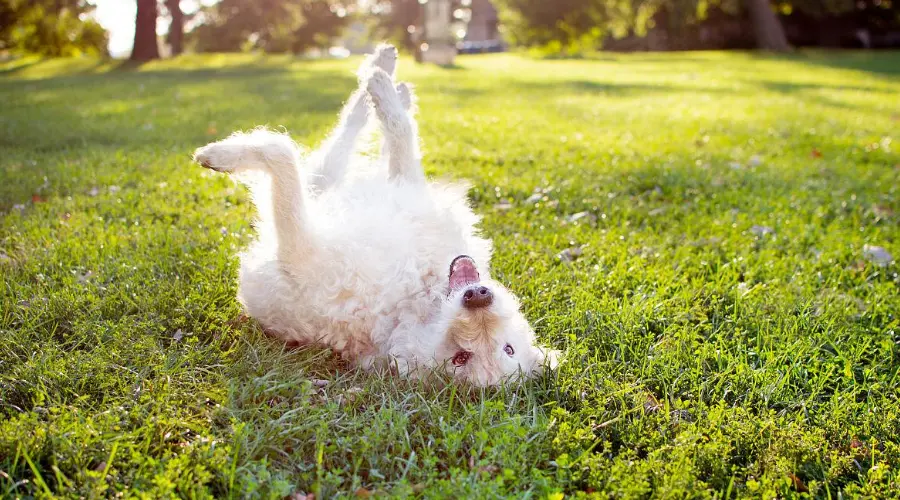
[449,257,480,290]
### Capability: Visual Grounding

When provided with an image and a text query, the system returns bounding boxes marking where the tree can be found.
[165,0,184,56]
[367,0,422,52]
[131,0,160,61]
[189,0,351,54]
[494,0,897,52]
[0,0,108,56]
[744,0,789,50]
[493,0,646,52]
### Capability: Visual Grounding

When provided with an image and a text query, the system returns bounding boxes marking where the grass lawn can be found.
[1,50,899,498]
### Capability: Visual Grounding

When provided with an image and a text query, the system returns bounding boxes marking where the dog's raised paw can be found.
[366,69,397,107]
[193,143,237,173]
[371,44,398,76]
[359,43,398,80]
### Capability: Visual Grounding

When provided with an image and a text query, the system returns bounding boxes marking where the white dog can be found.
[193,45,558,386]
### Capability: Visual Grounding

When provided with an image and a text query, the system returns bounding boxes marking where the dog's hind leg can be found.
[308,44,401,191]
[366,68,424,184]
[193,129,313,268]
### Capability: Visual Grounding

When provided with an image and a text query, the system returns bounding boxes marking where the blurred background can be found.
[1,0,898,62]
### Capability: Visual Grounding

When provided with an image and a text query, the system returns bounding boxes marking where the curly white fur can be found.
[193,45,558,386]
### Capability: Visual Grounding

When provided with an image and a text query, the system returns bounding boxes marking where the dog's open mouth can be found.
[449,255,480,292]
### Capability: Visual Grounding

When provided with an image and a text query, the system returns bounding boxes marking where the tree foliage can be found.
[366,0,423,52]
[189,0,351,53]
[492,0,662,52]
[493,0,896,52]
[0,0,107,56]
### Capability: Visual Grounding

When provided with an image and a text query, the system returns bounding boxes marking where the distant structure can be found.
[458,0,505,53]
[464,0,500,43]
[420,0,456,64]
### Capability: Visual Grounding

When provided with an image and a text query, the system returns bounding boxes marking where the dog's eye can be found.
[452,351,471,366]
[504,344,515,356]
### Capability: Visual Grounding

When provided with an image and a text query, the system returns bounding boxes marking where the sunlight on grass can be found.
[1,51,898,497]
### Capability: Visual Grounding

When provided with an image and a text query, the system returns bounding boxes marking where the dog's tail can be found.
[193,128,313,267]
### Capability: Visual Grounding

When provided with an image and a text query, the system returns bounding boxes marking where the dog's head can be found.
[430,255,560,386]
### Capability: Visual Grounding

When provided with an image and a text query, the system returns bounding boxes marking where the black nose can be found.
[462,286,493,309]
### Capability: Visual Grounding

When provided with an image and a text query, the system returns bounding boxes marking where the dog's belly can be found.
[237,254,445,362]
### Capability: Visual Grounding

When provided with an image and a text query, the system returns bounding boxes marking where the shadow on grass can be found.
[0,59,41,76]
[786,50,900,78]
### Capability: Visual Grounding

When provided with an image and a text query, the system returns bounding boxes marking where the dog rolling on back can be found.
[193,45,559,386]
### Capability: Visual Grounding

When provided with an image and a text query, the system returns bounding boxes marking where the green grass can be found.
[1,50,898,498]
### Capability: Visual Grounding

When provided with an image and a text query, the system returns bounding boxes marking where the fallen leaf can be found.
[871,205,894,218]
[557,246,582,264]
[788,473,808,493]
[411,483,425,493]
[477,464,500,476]
[848,260,867,271]
[811,148,823,158]
[31,194,45,203]
[206,125,218,135]
[863,245,893,266]
[228,314,249,328]
[567,211,595,223]
[643,393,661,413]
[354,488,371,498]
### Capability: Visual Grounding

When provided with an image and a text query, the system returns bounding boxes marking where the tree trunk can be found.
[131,0,159,61]
[166,0,184,56]
[744,0,790,51]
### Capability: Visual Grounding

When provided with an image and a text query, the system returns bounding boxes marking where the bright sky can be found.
[92,0,215,57]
